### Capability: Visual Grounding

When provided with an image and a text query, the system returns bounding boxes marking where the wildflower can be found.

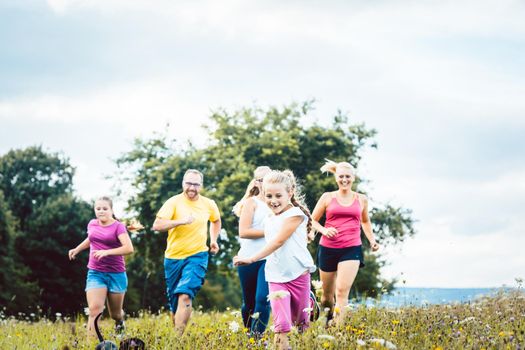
[322,342,331,348]
[334,306,340,314]
[249,337,255,344]
[228,320,240,333]
[226,307,231,311]
[323,307,331,313]
[303,307,313,313]
[230,310,241,317]
[267,290,290,301]
[459,316,476,324]
[369,338,397,350]
[312,280,323,290]
[318,334,335,341]
[55,312,62,318]
[84,307,90,316]
[356,339,366,346]
[392,319,400,325]
[251,312,260,319]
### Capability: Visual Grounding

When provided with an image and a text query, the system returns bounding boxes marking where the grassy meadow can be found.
[1,290,523,349]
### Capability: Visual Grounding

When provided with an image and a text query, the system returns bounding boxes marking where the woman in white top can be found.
[233,166,272,336]
[234,170,316,350]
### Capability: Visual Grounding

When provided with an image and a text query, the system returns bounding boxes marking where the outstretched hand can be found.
[233,255,253,266]
[68,249,78,260]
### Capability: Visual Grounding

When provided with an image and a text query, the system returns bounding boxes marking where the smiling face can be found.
[335,165,355,191]
[264,182,292,214]
[94,199,114,224]
[182,172,203,200]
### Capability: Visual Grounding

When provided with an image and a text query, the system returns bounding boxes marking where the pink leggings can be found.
[269,272,311,333]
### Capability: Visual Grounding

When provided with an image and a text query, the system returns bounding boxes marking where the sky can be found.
[1,0,524,288]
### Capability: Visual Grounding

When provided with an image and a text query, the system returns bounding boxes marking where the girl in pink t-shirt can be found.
[311,160,380,326]
[68,196,134,340]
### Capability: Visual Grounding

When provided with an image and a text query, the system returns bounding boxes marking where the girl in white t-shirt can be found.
[234,170,316,350]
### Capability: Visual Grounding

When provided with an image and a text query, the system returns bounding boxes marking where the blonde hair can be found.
[232,166,271,217]
[263,170,312,235]
[320,158,356,176]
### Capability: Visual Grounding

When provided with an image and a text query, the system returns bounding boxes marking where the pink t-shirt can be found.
[319,196,362,248]
[87,219,128,273]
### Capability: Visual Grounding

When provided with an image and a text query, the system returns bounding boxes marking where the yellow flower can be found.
[334,306,341,314]
[391,331,397,336]
[392,319,400,325]
[434,347,443,350]
[249,338,255,344]
[322,341,331,348]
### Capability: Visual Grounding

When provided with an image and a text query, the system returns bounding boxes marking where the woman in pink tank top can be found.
[311,160,379,326]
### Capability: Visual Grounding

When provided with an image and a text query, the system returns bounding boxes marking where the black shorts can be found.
[317,245,365,272]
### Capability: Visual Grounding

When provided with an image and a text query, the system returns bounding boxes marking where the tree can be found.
[0,190,39,313]
[16,194,93,314]
[115,101,415,310]
[0,146,74,231]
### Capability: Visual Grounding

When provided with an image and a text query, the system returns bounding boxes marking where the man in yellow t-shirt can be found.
[152,169,221,335]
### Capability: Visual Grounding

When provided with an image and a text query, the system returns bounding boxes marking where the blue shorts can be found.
[85,269,128,293]
[164,251,209,312]
[317,245,365,272]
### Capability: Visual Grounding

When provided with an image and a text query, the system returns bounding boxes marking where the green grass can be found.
[1,290,523,349]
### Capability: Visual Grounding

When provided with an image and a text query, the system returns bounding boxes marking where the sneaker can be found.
[115,319,126,334]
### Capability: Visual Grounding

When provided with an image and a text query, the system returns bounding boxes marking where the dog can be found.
[93,312,146,350]
[94,313,118,350]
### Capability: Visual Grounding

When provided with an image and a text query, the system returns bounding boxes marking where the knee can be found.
[178,294,192,305]
[109,309,123,320]
[335,285,350,297]
[88,305,105,318]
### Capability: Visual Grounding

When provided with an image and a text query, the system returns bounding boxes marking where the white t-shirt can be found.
[237,197,272,258]
[264,206,316,283]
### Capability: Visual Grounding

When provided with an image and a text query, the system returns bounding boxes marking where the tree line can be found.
[0,101,415,316]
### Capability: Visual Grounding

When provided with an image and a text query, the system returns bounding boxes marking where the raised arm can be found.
[152,216,194,232]
[234,215,302,265]
[93,233,134,260]
[311,192,338,238]
[360,195,379,251]
[238,198,264,239]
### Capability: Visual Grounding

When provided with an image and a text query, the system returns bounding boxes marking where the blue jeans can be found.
[237,260,270,335]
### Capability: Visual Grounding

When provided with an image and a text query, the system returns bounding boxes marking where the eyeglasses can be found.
[184,182,202,188]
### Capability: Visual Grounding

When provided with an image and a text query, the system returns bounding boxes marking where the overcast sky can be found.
[1,0,524,288]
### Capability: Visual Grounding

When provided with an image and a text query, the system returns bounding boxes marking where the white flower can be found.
[226,307,231,311]
[303,307,313,313]
[228,320,240,333]
[318,334,335,341]
[251,312,260,320]
[230,311,241,317]
[323,307,331,313]
[459,316,476,324]
[30,313,35,317]
[369,338,397,350]
[267,290,290,301]
[84,307,90,316]
[311,280,323,290]
[356,339,366,346]
[55,312,62,318]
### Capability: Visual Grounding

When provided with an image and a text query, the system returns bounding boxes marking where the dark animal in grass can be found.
[119,337,146,350]
[94,313,118,350]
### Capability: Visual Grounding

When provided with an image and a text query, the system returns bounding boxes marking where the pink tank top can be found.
[319,194,362,248]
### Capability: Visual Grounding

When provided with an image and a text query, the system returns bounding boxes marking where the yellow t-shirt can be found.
[156,194,221,259]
